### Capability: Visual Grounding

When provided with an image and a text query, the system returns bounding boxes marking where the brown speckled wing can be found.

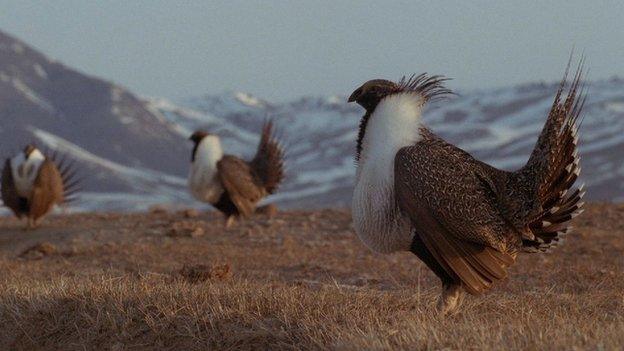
[1,158,27,217]
[394,132,515,295]
[217,155,266,217]
[30,159,63,221]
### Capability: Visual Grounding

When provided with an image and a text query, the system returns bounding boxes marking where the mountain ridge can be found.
[1,30,623,212]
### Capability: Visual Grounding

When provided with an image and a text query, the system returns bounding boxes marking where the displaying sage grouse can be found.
[188,120,284,227]
[348,64,586,314]
[1,145,79,229]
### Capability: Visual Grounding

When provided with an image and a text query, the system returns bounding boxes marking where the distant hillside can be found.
[152,79,624,206]
[1,30,624,211]
[0,30,192,210]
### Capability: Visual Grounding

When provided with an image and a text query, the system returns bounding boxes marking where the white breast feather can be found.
[11,149,45,199]
[352,93,425,253]
[189,136,225,204]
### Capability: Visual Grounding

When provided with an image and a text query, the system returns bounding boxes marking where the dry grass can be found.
[0,204,623,350]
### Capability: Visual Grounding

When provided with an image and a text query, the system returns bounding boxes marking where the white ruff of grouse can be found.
[10,148,45,199]
[189,135,225,204]
[353,93,425,253]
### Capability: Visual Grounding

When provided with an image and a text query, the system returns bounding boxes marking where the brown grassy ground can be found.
[0,203,623,350]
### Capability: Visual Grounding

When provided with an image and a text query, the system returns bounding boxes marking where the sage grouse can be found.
[348,64,586,314]
[188,121,284,227]
[1,145,79,229]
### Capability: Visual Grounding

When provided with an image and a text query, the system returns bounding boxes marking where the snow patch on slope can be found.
[33,64,48,79]
[31,127,187,188]
[12,78,55,113]
[234,92,267,108]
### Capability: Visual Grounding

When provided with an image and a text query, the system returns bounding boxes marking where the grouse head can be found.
[23,144,38,158]
[189,131,214,145]
[348,79,398,112]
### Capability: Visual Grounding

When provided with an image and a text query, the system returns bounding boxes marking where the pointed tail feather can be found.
[250,120,285,194]
[521,60,586,252]
[47,151,81,204]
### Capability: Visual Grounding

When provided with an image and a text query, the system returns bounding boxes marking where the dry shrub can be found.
[178,263,232,283]
[148,205,169,215]
[256,204,278,218]
[168,221,205,238]
[181,209,200,219]
[18,242,57,260]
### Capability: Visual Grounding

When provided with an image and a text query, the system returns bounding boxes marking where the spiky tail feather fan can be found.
[522,61,587,252]
[250,120,285,194]
[46,149,81,204]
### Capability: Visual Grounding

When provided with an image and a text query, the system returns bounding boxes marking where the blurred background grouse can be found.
[1,145,80,229]
[188,120,285,227]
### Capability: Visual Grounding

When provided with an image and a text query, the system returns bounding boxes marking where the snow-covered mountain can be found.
[1,29,624,212]
[149,80,624,208]
[0,30,193,211]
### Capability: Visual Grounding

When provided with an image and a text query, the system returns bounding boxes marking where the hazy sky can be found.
[0,1,622,101]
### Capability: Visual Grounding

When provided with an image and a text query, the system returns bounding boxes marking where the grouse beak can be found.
[348,86,364,103]
[189,131,212,143]
[347,92,358,103]
[23,144,36,157]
